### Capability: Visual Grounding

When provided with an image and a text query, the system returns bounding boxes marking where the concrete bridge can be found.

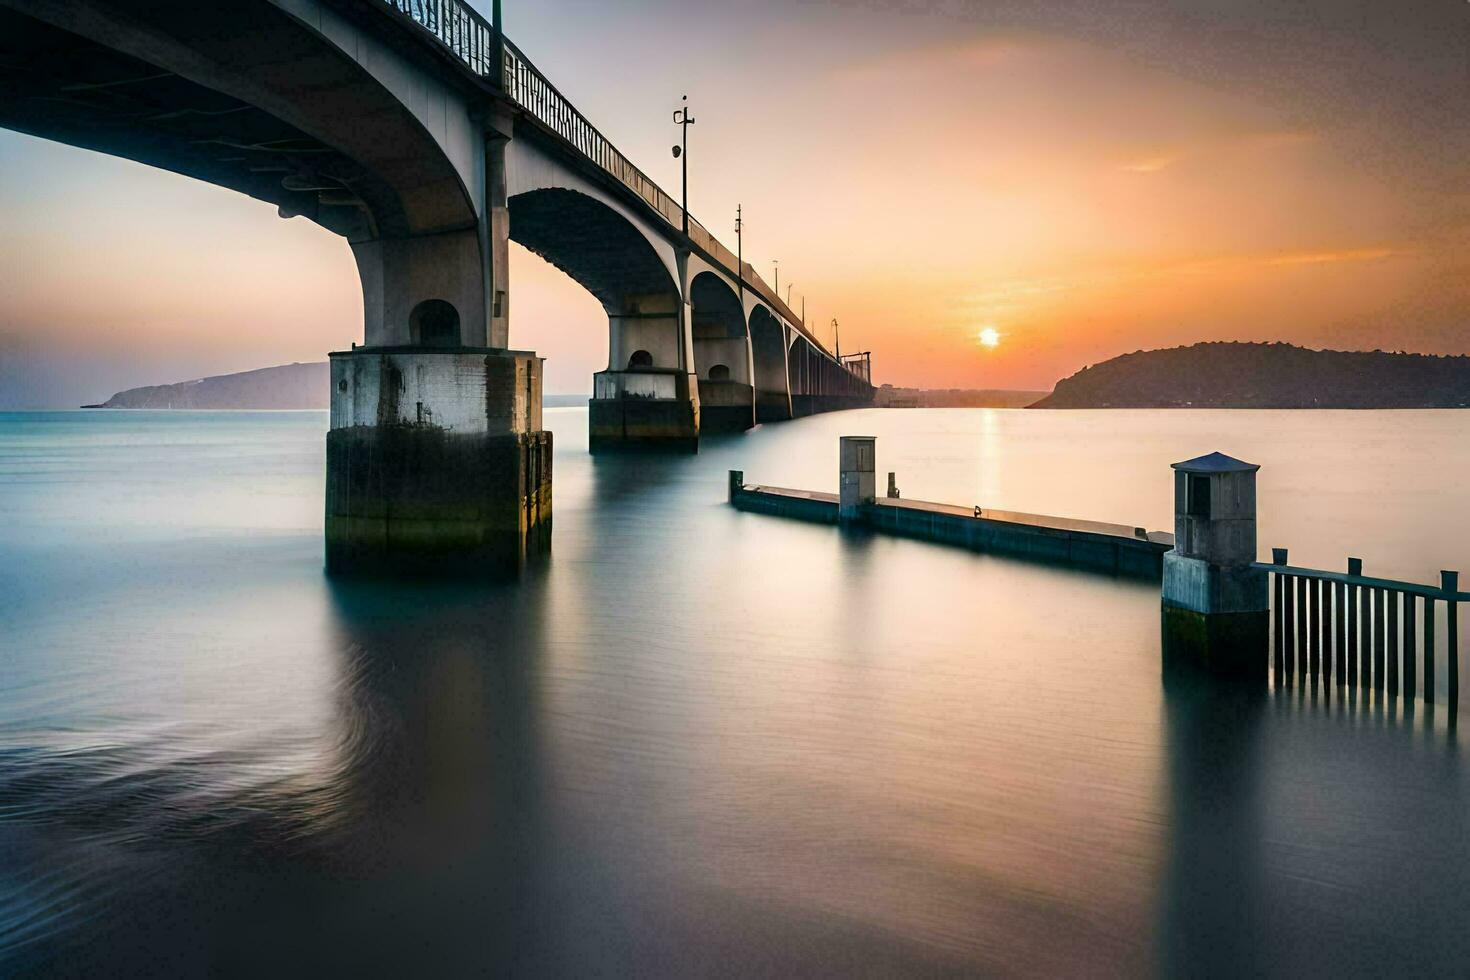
[0,0,876,573]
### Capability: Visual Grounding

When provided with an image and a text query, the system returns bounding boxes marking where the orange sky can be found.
[2,0,1467,406]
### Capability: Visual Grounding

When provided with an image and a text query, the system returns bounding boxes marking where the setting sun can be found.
[978,327,1001,348]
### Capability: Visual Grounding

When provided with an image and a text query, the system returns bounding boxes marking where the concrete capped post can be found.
[839,436,877,523]
[1161,451,1269,678]
[887,471,900,499]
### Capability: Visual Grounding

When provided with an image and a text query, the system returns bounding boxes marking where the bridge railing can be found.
[372,0,867,382]
[383,0,497,75]
[499,42,821,353]
[1259,549,1465,708]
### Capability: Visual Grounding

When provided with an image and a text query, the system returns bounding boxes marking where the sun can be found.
[977,326,1001,349]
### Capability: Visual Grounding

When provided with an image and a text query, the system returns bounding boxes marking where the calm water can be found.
[1,407,1468,977]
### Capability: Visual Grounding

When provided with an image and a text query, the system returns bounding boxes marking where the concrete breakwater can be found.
[727,442,1174,578]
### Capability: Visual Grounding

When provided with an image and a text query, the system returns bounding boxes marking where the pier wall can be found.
[729,476,1171,577]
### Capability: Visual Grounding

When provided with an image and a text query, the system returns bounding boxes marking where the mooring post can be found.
[1347,558,1362,687]
[728,469,745,504]
[887,471,900,499]
[1388,590,1400,697]
[1404,594,1418,703]
[838,436,876,524]
[1334,579,1347,685]
[1443,570,1459,712]
[1425,595,1437,706]
[1160,452,1268,678]
[1271,548,1287,677]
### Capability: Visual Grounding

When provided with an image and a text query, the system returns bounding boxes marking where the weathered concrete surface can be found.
[327,347,550,576]
[698,380,756,432]
[326,426,551,576]
[791,394,875,417]
[755,391,794,423]
[1161,606,1269,680]
[589,398,699,453]
[589,368,700,453]
[730,475,1172,577]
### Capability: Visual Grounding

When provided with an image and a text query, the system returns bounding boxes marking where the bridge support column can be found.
[590,296,700,453]
[325,347,551,577]
[1161,453,1268,679]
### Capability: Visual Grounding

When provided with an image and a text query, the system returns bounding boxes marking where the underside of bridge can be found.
[749,305,793,423]
[690,273,755,433]
[0,0,495,348]
[508,186,699,452]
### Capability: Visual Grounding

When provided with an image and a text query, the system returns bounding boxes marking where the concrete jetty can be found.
[728,437,1173,576]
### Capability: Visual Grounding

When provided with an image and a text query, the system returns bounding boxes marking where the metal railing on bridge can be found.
[382,0,498,74]
[375,0,862,377]
[1261,549,1465,711]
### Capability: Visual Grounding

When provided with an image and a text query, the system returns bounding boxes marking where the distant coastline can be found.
[82,362,589,410]
[84,362,330,410]
[875,385,1049,409]
[1031,342,1470,409]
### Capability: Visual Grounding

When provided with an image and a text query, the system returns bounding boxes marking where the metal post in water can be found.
[1387,591,1400,697]
[1444,571,1459,712]
[1347,558,1362,688]
[1334,580,1347,685]
[1404,594,1418,703]
[1309,578,1321,682]
[1360,574,1373,689]
[1425,597,1437,706]
[1296,576,1308,679]
[1272,548,1287,677]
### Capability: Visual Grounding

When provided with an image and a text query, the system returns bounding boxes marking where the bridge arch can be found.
[749,305,792,422]
[687,269,754,432]
[0,0,492,349]
[508,187,684,372]
[689,272,749,383]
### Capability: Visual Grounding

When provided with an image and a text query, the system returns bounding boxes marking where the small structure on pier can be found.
[1161,452,1268,676]
[838,436,876,522]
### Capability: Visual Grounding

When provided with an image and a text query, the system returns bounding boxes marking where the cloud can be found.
[1119,154,1178,173]
[1264,247,1396,267]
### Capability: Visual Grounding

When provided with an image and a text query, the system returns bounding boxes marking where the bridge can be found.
[0,0,876,574]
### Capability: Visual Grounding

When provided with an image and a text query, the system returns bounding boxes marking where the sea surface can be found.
[1,407,1468,977]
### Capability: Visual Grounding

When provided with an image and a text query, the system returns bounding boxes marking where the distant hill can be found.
[86,362,329,409]
[1031,343,1470,409]
[876,385,1050,409]
[85,361,592,410]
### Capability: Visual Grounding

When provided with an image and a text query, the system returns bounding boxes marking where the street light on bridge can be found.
[672,95,694,235]
[735,204,744,305]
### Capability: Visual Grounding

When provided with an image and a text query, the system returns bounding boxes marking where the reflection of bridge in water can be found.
[0,0,876,574]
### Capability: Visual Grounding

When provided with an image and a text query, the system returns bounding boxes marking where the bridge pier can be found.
[326,347,551,577]
[590,295,701,452]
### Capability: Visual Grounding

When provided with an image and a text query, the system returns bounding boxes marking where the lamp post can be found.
[672,96,694,235]
[773,259,779,297]
[735,204,743,305]
[833,317,841,360]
